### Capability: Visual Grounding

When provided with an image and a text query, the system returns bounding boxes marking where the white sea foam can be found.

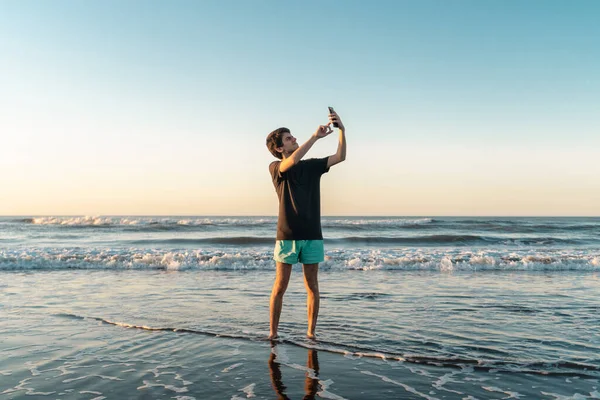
[324,218,434,226]
[2,248,600,272]
[440,257,454,272]
[470,255,496,266]
[222,363,243,373]
[483,386,523,398]
[541,392,591,400]
[29,216,275,227]
[22,216,438,229]
[137,380,188,393]
[316,379,347,400]
[361,370,439,400]
[270,345,290,364]
[239,383,256,398]
[433,370,464,395]
[32,216,140,226]
[63,374,123,383]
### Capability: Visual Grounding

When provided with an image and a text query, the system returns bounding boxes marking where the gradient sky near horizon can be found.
[1,0,599,216]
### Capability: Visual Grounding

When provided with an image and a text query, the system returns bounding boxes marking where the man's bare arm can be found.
[327,111,346,168]
[280,125,333,173]
[327,128,346,168]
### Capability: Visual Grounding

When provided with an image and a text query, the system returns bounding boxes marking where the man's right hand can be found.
[313,124,333,139]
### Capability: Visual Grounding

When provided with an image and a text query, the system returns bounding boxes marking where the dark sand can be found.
[3,312,597,399]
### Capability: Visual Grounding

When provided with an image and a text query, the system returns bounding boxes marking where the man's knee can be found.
[304,280,319,295]
[272,281,289,297]
[303,264,319,294]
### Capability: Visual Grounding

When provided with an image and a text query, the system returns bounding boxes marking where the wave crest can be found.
[2,248,599,272]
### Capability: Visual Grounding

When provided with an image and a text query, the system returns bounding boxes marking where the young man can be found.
[265,109,346,340]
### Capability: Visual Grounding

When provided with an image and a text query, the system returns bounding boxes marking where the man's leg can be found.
[302,263,319,339]
[270,262,292,339]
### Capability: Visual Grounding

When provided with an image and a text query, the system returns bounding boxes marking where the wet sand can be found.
[3,308,599,399]
[2,269,600,399]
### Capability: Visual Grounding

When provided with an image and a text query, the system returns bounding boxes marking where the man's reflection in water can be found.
[303,348,320,399]
[269,344,320,400]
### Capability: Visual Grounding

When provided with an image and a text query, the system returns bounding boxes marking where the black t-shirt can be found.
[269,157,330,240]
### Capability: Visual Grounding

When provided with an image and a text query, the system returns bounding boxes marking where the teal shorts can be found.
[273,240,325,265]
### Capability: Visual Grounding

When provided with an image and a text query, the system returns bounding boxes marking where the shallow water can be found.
[2,269,600,398]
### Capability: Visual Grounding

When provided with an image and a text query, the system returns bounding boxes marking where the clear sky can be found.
[1,0,598,216]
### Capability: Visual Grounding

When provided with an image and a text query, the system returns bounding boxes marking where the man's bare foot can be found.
[307,332,317,340]
[268,333,279,340]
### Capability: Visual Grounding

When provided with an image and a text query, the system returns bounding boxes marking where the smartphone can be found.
[328,107,339,128]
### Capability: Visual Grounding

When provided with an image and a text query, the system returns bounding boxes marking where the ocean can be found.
[1,216,600,399]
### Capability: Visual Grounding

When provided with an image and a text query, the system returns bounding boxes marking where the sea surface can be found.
[1,216,600,399]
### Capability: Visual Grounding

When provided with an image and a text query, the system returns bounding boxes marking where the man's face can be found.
[278,132,298,155]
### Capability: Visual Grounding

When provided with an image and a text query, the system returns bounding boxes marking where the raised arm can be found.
[327,111,346,168]
[280,124,333,173]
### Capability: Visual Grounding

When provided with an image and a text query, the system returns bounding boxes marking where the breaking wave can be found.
[2,248,599,271]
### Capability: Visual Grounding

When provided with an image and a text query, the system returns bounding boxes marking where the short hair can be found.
[266,127,290,159]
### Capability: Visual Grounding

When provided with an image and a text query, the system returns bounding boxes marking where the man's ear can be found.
[276,147,283,154]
